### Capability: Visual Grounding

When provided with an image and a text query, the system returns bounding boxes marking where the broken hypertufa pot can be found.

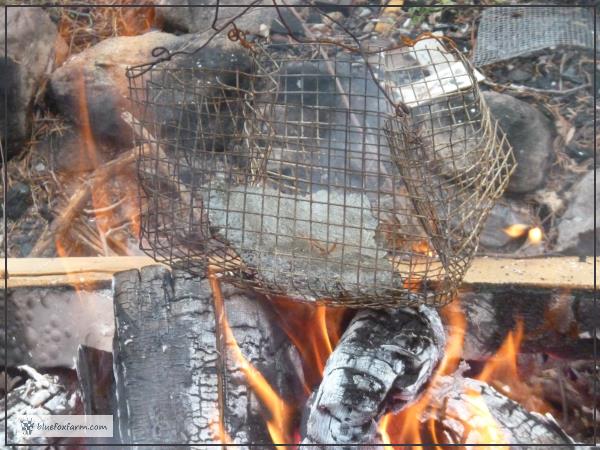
[126,24,515,308]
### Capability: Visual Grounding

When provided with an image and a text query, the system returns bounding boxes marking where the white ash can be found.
[203,182,398,299]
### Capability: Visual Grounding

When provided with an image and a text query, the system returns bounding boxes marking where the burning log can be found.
[112,265,302,446]
[301,306,445,447]
[418,374,577,447]
[458,288,598,360]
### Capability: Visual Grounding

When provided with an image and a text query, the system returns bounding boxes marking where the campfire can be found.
[2,2,597,448]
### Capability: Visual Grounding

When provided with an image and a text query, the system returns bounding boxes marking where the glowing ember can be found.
[412,240,434,256]
[463,388,509,448]
[504,224,543,246]
[503,223,530,239]
[527,227,543,245]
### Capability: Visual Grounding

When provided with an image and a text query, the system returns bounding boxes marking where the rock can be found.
[48,31,186,148]
[507,67,531,83]
[480,201,535,249]
[357,7,372,18]
[154,0,279,35]
[483,91,555,194]
[314,0,353,16]
[4,181,32,221]
[271,5,306,36]
[35,128,114,175]
[0,8,65,159]
[555,170,599,256]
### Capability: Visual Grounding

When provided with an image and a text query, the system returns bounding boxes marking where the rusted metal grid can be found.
[127,33,514,308]
[473,6,595,67]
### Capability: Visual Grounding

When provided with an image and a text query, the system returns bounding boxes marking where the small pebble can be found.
[358,7,372,18]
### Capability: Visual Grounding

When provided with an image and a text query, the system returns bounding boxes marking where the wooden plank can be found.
[2,256,596,290]
[464,256,596,291]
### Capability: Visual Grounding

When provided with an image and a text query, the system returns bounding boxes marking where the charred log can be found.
[112,265,302,447]
[457,287,597,361]
[422,374,577,448]
[301,306,445,448]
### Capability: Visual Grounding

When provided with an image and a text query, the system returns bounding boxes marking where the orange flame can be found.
[52,68,140,258]
[209,273,295,448]
[503,223,529,239]
[378,300,516,448]
[271,298,345,393]
[378,299,466,446]
[463,388,510,448]
[504,224,543,245]
[477,320,550,414]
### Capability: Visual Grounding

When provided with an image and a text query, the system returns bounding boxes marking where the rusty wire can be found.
[127,5,514,308]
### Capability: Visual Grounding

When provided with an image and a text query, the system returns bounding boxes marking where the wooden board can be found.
[2,256,596,290]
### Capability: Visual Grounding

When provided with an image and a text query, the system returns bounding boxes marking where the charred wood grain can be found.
[457,287,597,361]
[301,305,445,448]
[112,265,302,448]
[113,265,217,446]
[75,346,120,445]
[425,375,577,448]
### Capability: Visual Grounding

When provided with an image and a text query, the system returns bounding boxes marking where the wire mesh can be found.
[127,30,514,308]
[473,6,595,67]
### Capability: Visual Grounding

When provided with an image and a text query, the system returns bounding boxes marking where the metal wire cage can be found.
[127,30,514,308]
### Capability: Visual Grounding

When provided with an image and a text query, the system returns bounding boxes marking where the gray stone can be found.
[483,91,555,194]
[4,181,32,221]
[555,170,598,256]
[480,201,536,249]
[0,8,66,158]
[204,183,398,300]
[155,0,279,35]
[48,30,258,150]
[49,31,186,148]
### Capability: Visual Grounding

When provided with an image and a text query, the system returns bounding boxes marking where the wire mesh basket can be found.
[127,27,514,308]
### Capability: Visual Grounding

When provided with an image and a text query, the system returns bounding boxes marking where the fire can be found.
[527,227,543,245]
[377,300,518,448]
[209,272,295,448]
[377,299,466,446]
[271,298,345,393]
[503,223,529,238]
[51,68,140,258]
[477,320,550,414]
[503,224,543,245]
[412,240,434,256]
[463,388,509,448]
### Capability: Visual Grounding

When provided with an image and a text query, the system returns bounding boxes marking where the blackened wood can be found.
[75,346,120,445]
[112,266,303,447]
[457,287,597,361]
[301,305,445,448]
[112,265,221,446]
[425,375,577,448]
[76,345,115,415]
